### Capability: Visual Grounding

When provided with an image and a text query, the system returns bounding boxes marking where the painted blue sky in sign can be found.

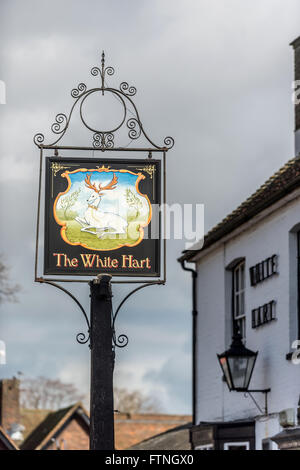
[58,170,149,220]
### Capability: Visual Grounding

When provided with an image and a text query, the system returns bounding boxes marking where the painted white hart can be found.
[54,166,151,251]
[75,172,128,238]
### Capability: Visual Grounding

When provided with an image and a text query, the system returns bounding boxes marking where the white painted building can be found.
[179,36,300,450]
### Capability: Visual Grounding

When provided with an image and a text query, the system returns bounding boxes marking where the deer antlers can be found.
[84,174,98,193]
[85,172,118,194]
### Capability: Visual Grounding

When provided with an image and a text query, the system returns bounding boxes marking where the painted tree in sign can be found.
[125,188,143,220]
[59,188,81,220]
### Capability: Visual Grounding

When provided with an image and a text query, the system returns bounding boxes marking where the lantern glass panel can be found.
[244,355,256,388]
[228,355,256,390]
[219,356,233,390]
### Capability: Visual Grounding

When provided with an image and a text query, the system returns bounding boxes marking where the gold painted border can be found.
[53,167,152,251]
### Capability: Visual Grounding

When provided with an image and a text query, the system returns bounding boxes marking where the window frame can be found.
[232,260,246,341]
[297,231,300,341]
[195,444,214,451]
[224,441,250,451]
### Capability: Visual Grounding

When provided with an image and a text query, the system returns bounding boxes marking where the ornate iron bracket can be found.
[37,278,90,346]
[36,279,164,350]
[111,281,164,349]
[34,51,174,151]
[243,389,271,415]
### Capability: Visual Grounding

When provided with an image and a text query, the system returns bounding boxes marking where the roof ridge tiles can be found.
[179,157,300,262]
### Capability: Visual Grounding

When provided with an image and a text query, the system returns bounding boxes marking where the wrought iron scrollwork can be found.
[91,65,115,79]
[104,66,115,78]
[33,50,174,150]
[90,51,115,87]
[112,332,129,349]
[120,82,137,96]
[51,113,68,135]
[76,332,90,345]
[93,132,114,150]
[37,279,90,347]
[164,136,175,149]
[71,82,87,98]
[127,118,142,140]
[34,133,45,146]
[111,281,163,350]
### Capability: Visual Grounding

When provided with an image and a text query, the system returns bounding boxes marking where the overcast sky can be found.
[0,0,299,414]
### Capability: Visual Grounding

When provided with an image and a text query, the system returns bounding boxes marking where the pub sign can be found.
[45,157,161,277]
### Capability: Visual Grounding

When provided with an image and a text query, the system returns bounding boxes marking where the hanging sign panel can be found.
[44,157,161,277]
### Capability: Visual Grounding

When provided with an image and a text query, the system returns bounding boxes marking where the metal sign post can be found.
[33,51,174,450]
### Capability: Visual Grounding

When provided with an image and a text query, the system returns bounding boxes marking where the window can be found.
[224,442,250,450]
[297,232,300,340]
[232,261,246,341]
[288,231,300,343]
[288,225,300,347]
[262,439,272,450]
[195,444,213,450]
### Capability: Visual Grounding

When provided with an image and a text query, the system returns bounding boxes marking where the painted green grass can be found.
[55,207,148,249]
[63,220,142,250]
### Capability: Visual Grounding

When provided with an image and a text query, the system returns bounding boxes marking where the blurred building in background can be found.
[179,35,300,451]
[0,377,191,450]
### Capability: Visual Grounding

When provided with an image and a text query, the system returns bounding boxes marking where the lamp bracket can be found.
[243,389,271,415]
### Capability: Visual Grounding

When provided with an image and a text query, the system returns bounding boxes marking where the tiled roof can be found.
[291,35,300,48]
[0,426,18,450]
[128,422,192,450]
[179,157,300,262]
[20,408,51,441]
[21,402,88,450]
[20,406,191,450]
[114,414,192,450]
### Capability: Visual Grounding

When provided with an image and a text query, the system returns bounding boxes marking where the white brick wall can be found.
[195,190,300,443]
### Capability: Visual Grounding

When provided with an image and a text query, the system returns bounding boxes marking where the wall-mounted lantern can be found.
[217,331,271,414]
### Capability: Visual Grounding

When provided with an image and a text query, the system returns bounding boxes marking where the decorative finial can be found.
[101,51,105,94]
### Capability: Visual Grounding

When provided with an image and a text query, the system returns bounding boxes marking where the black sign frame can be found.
[35,147,167,285]
[44,156,161,278]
